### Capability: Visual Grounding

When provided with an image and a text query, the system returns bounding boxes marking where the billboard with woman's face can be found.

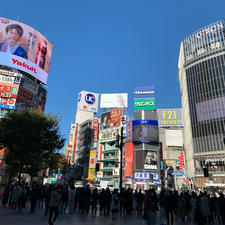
[0,18,53,84]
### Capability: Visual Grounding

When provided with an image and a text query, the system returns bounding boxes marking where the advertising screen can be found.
[165,130,183,147]
[157,109,183,127]
[100,93,128,108]
[78,90,99,113]
[144,150,158,170]
[132,120,159,143]
[33,86,47,111]
[134,98,156,111]
[196,96,225,122]
[100,108,122,130]
[0,18,53,84]
[134,86,155,99]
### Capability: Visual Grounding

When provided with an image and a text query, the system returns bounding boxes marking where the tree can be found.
[0,109,65,181]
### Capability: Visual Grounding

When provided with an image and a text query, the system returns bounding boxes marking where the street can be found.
[0,206,221,225]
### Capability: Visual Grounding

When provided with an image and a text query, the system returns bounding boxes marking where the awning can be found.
[85,177,95,181]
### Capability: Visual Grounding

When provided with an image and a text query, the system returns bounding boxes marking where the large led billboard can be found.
[78,91,99,113]
[100,93,128,108]
[0,18,53,84]
[196,97,225,122]
[100,108,123,130]
[132,120,159,143]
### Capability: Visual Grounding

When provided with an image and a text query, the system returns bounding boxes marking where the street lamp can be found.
[118,116,126,192]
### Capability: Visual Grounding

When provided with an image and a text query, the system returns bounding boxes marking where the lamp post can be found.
[119,116,126,192]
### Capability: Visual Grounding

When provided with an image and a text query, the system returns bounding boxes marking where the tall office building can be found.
[178,20,225,188]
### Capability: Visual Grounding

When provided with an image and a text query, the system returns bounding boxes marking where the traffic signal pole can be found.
[119,126,124,192]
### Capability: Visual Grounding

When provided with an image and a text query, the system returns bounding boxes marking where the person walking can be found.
[67,186,75,215]
[105,187,112,216]
[144,190,155,225]
[111,189,120,220]
[1,185,10,207]
[48,185,60,225]
[17,186,27,213]
[137,189,144,216]
[91,188,99,214]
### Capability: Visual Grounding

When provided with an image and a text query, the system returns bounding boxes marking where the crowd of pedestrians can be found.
[1,181,225,225]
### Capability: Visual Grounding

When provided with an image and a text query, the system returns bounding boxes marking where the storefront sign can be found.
[134,98,156,111]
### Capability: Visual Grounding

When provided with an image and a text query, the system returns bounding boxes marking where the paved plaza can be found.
[0,206,221,225]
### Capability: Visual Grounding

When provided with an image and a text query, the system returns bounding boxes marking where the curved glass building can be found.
[178,20,225,188]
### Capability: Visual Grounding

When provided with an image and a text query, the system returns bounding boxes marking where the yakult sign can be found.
[0,18,53,84]
[78,90,99,113]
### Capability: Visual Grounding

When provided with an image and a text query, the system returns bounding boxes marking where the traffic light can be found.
[203,167,209,177]
[115,134,120,148]
[95,163,100,172]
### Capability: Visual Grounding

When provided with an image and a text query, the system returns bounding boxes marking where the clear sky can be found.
[1,0,225,152]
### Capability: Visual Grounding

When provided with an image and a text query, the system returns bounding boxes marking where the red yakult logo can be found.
[12,58,37,74]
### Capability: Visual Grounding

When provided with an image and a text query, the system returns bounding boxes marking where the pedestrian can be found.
[30,183,38,214]
[99,189,106,215]
[18,186,27,213]
[177,193,186,224]
[48,185,60,225]
[91,188,99,214]
[111,189,120,220]
[67,186,75,215]
[105,187,112,215]
[11,183,19,210]
[1,185,10,207]
[137,188,144,216]
[144,190,156,225]
[164,190,174,225]
[83,185,91,214]
[133,189,138,215]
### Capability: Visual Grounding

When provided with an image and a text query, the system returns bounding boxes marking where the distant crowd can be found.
[1,182,225,225]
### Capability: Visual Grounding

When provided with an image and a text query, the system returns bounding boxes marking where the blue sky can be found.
[1,0,225,152]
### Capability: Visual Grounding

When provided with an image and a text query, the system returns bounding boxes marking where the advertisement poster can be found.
[100,93,128,108]
[88,149,97,179]
[125,142,134,177]
[100,108,123,130]
[92,118,99,141]
[157,109,183,127]
[144,150,158,170]
[0,18,53,84]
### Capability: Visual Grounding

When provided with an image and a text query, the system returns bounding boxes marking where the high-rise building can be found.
[178,20,225,188]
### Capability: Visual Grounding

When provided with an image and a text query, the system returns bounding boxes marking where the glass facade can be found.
[182,20,225,154]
